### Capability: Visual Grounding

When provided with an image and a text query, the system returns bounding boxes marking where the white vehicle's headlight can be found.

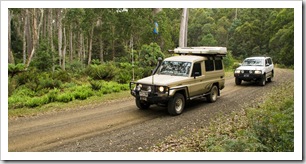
[255,70,262,74]
[158,86,164,92]
[147,86,152,92]
[241,70,244,73]
[235,70,241,74]
[249,70,253,74]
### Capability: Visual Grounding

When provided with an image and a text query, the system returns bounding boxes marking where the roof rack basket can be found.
[173,47,227,57]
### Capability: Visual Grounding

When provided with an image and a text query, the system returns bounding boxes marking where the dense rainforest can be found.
[8,8,294,109]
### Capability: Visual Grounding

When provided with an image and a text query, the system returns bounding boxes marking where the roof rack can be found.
[173,47,227,56]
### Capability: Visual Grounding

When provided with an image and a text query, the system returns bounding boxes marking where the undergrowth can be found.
[151,79,294,152]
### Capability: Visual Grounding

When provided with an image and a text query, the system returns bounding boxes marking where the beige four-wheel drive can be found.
[130,47,227,115]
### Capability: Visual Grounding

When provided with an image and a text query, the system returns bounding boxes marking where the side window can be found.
[215,60,223,70]
[268,58,272,65]
[205,60,214,72]
[265,59,269,66]
[191,62,202,77]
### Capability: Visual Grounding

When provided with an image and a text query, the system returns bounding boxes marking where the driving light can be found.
[255,70,262,74]
[136,84,142,91]
[158,86,164,92]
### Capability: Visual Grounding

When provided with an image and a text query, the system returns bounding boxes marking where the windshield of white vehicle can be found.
[156,61,191,77]
[242,59,264,66]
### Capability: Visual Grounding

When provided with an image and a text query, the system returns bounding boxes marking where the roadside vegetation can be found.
[151,79,294,152]
[8,8,294,117]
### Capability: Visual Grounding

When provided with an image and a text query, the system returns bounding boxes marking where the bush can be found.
[47,88,60,103]
[86,62,118,80]
[56,92,74,103]
[72,85,94,100]
[8,63,25,77]
[25,95,49,108]
[89,80,103,91]
[53,70,71,83]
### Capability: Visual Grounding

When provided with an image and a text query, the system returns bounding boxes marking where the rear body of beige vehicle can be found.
[130,47,226,115]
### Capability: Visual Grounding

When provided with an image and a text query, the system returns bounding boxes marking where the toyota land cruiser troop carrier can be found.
[130,47,227,115]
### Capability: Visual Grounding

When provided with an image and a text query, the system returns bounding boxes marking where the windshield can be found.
[156,61,191,77]
[242,59,263,66]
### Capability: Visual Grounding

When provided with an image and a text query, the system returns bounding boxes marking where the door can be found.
[188,62,205,97]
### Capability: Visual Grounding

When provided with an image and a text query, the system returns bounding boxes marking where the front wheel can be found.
[136,98,150,110]
[235,78,242,85]
[207,85,219,103]
[259,74,266,86]
[168,93,185,116]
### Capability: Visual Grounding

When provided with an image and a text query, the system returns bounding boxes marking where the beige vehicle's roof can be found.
[164,55,206,63]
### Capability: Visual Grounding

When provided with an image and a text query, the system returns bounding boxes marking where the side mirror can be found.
[194,72,200,79]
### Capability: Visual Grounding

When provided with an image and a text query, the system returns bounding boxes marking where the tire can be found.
[267,71,274,82]
[207,85,219,103]
[235,78,242,85]
[167,93,185,116]
[259,74,266,86]
[136,98,150,110]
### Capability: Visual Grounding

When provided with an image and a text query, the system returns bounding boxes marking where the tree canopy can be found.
[9,8,294,70]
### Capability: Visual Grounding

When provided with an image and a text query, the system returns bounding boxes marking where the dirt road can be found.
[8,68,293,152]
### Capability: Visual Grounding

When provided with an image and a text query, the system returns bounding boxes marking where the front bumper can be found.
[234,73,264,81]
[130,82,171,104]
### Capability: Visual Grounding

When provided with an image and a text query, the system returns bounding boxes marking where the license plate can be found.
[244,74,249,77]
[139,91,148,97]
[140,97,147,101]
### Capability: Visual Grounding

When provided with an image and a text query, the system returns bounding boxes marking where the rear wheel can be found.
[207,85,219,103]
[168,93,185,116]
[235,78,242,85]
[136,98,150,110]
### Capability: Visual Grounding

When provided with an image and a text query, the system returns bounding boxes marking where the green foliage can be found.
[25,95,49,108]
[8,63,25,77]
[89,79,103,90]
[139,43,165,68]
[32,40,54,71]
[56,92,74,103]
[86,62,118,80]
[72,85,94,100]
[53,70,71,83]
[222,51,235,70]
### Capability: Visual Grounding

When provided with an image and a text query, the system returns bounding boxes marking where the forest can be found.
[8,8,294,109]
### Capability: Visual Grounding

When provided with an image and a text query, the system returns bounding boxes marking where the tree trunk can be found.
[8,9,15,64]
[49,9,55,72]
[58,9,62,67]
[88,26,94,65]
[112,26,115,61]
[62,27,66,70]
[25,8,44,70]
[100,39,104,63]
[78,32,82,61]
[179,8,188,48]
[69,25,73,61]
[23,9,28,64]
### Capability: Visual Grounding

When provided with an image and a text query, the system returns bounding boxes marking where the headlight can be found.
[235,70,240,74]
[158,86,164,92]
[249,70,253,74]
[147,86,152,92]
[136,84,142,91]
[241,70,244,73]
[254,70,262,74]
